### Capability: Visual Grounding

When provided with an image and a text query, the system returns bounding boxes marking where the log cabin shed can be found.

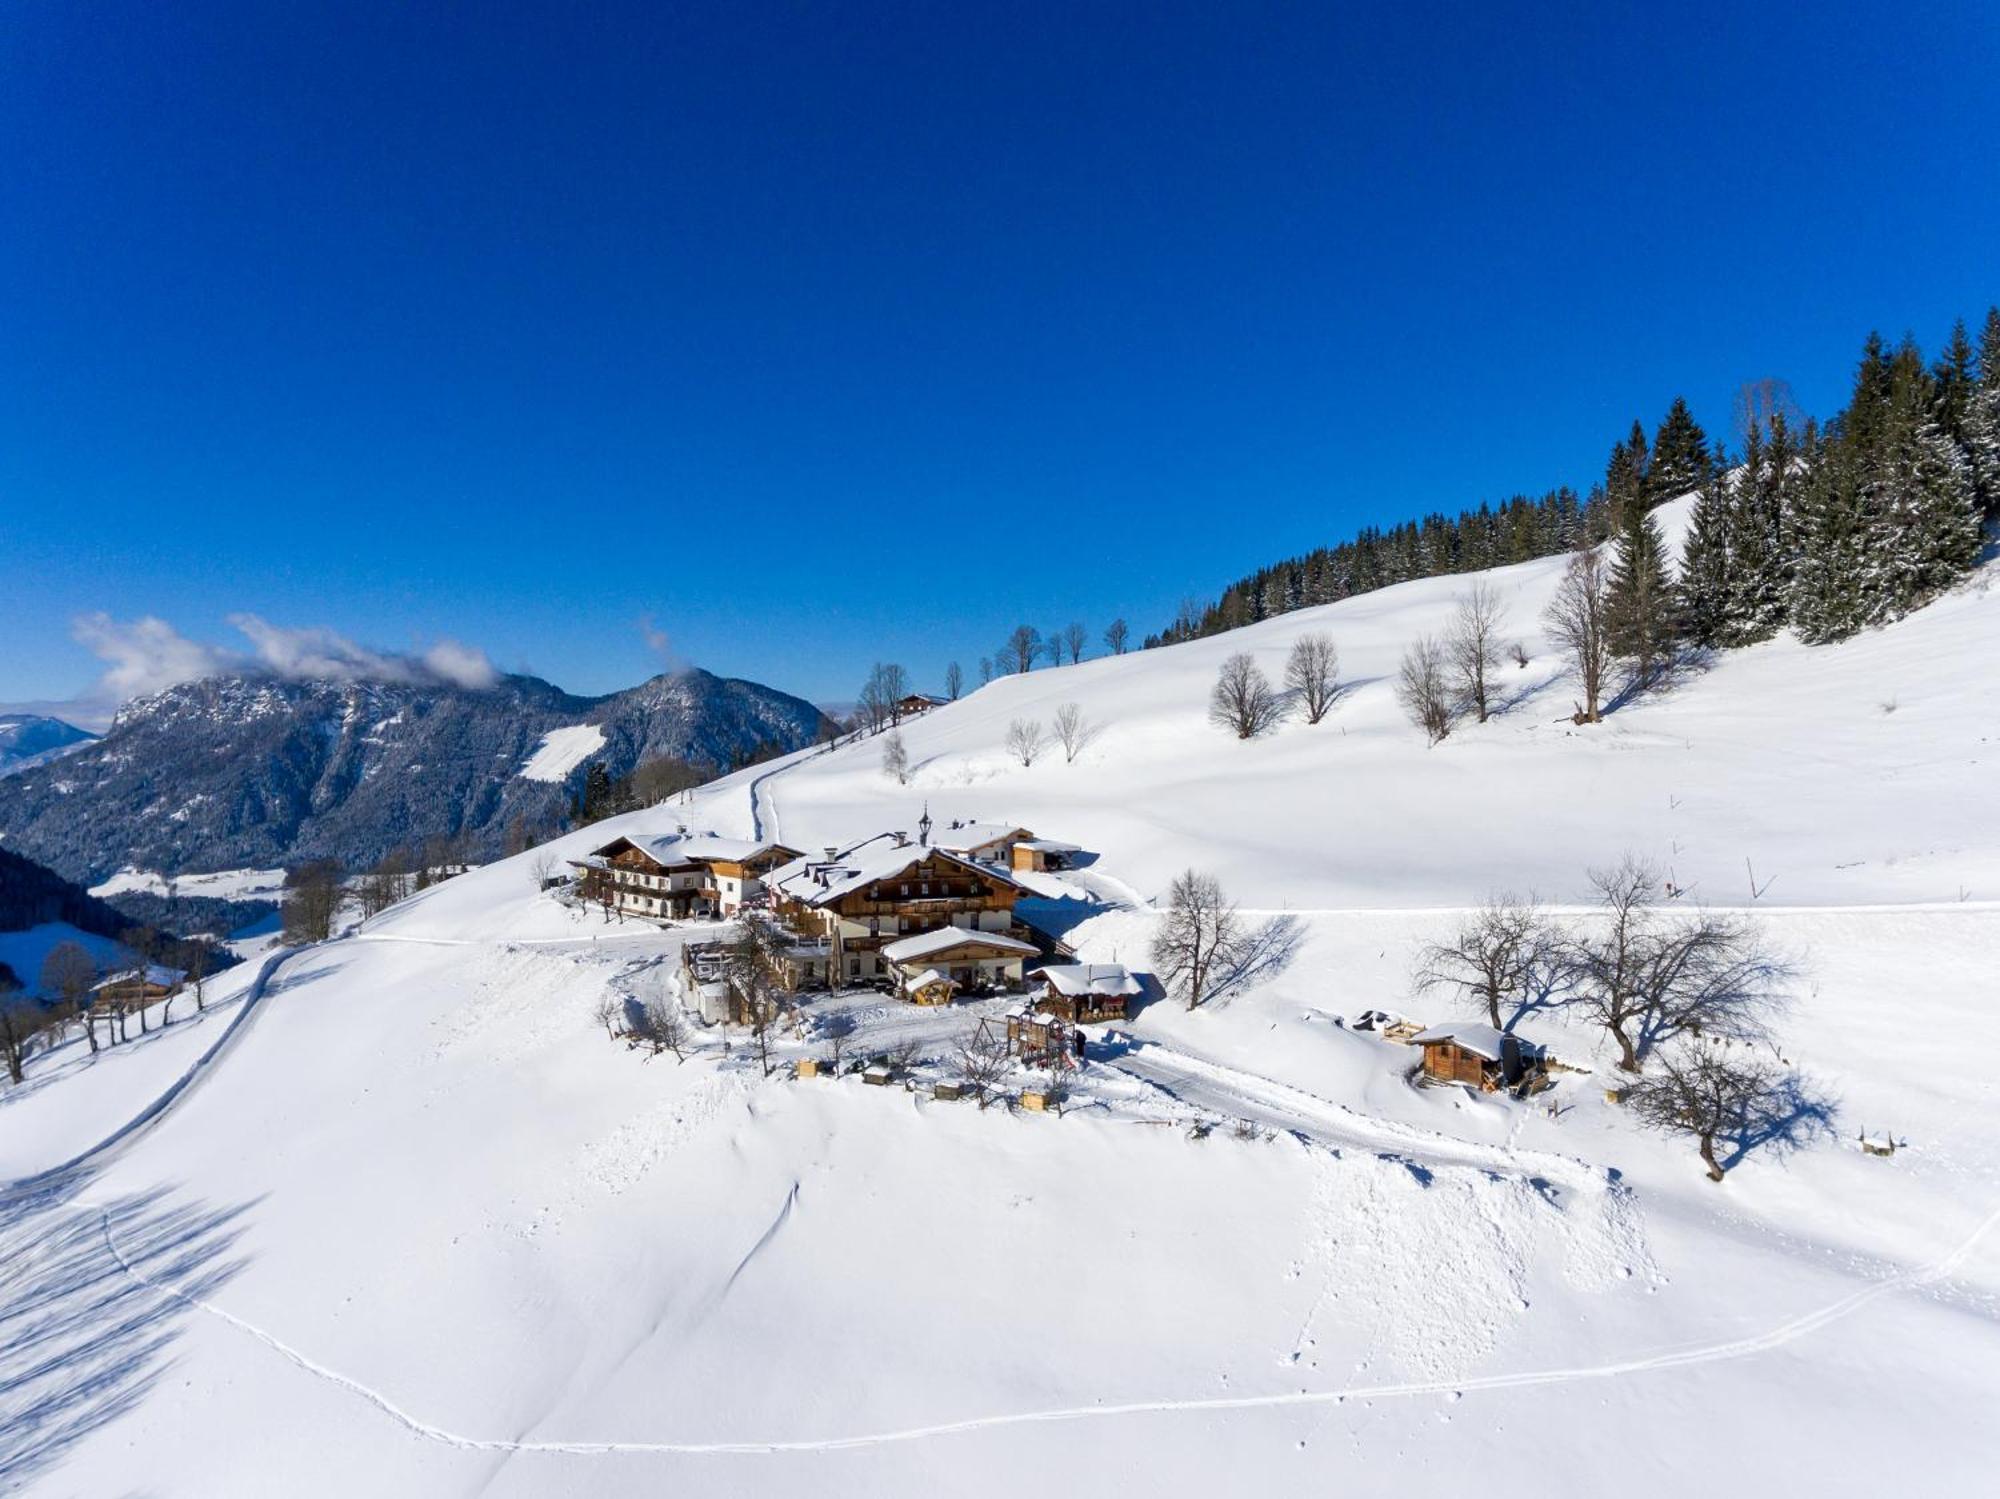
[1411,1022,1542,1090]
[1031,962,1141,1023]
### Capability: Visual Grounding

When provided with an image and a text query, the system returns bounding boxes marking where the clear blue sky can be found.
[3,1,1996,717]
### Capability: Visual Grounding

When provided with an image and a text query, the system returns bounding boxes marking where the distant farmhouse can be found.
[570,834,800,922]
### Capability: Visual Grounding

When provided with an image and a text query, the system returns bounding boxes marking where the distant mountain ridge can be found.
[0,714,97,777]
[0,668,832,883]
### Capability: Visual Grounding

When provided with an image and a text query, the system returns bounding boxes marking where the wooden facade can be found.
[574,837,800,923]
[1413,1025,1540,1092]
[771,847,1028,985]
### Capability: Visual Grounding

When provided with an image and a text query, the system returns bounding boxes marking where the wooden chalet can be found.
[929,820,1036,867]
[880,927,1041,999]
[1030,962,1140,1023]
[1411,1023,1543,1091]
[767,833,1031,985]
[571,833,800,923]
[89,964,186,1008]
[894,692,949,719]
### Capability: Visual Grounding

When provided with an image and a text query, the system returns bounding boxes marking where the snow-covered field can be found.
[89,865,291,902]
[5,500,1998,1495]
[519,723,607,783]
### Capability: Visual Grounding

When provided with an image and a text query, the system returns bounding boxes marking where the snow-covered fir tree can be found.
[1678,454,1733,648]
[1605,502,1678,686]
[1722,415,1794,644]
[1647,396,1710,504]
[1966,306,2000,517]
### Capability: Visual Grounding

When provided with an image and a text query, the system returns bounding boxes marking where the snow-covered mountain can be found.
[0,712,95,777]
[0,668,831,883]
[5,498,1997,1496]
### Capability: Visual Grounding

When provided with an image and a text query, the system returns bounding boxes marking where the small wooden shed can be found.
[1411,1023,1542,1091]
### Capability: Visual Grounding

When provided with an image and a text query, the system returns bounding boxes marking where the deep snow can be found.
[4,501,1998,1495]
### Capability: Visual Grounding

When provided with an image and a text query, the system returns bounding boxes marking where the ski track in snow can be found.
[95,1192,2000,1458]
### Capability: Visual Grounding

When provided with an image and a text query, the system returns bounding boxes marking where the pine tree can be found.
[1790,433,1873,643]
[578,761,615,824]
[1678,455,1732,648]
[1604,421,1650,533]
[1724,413,1793,644]
[1865,342,1979,620]
[1931,318,1976,447]
[1605,503,1679,688]
[1648,396,1711,504]
[1967,306,2000,518]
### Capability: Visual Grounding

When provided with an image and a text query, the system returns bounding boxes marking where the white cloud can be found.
[421,638,499,689]
[70,613,236,703]
[62,612,503,713]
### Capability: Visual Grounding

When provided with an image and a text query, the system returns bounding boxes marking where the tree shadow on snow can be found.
[1719,1071,1840,1174]
[1212,914,1307,1002]
[0,1171,255,1490]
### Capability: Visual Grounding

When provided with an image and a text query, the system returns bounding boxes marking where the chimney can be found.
[893,830,909,848]
[824,847,839,861]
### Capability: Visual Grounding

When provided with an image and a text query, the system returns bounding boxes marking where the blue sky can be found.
[3,1,1996,720]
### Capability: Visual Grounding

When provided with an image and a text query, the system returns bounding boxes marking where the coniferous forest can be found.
[1146,310,2000,653]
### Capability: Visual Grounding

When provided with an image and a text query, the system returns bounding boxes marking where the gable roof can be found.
[769,838,1023,909]
[880,927,1041,965]
[1034,962,1141,998]
[1409,1023,1541,1062]
[92,963,186,992]
[587,831,798,871]
[929,821,1034,854]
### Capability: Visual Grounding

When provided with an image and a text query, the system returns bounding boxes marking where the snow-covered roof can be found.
[1409,1023,1539,1062]
[768,838,1022,908]
[91,963,186,992]
[1034,962,1141,998]
[906,968,953,990]
[588,831,796,870]
[1017,839,1082,854]
[879,927,1041,965]
[929,822,1033,853]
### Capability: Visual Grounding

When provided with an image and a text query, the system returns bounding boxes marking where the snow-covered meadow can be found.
[5,499,1998,1495]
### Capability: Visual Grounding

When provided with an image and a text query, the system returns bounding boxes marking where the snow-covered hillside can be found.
[6,504,1998,1496]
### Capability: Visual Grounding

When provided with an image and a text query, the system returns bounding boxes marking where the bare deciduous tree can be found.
[1004,625,1041,675]
[1413,895,1555,1029]
[282,859,344,944]
[1284,633,1340,724]
[640,996,689,1061]
[1628,1041,1794,1182]
[1395,635,1454,744]
[1052,703,1090,763]
[1103,618,1129,656]
[882,729,910,784]
[956,1021,1011,1108]
[724,920,794,1077]
[186,938,210,1013]
[593,996,622,1039]
[1445,580,1505,723]
[978,656,993,685]
[1563,856,1792,1073]
[1152,869,1243,1010]
[1005,718,1046,767]
[1062,622,1087,664]
[0,978,50,1085]
[1209,653,1282,739]
[42,941,97,1055]
[944,661,964,700]
[1544,545,1612,723]
[528,851,559,891]
[1732,377,1803,446]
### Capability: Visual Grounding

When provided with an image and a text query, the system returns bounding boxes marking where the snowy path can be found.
[0,945,304,1205]
[92,1181,2000,1457]
[1105,1039,1604,1190]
